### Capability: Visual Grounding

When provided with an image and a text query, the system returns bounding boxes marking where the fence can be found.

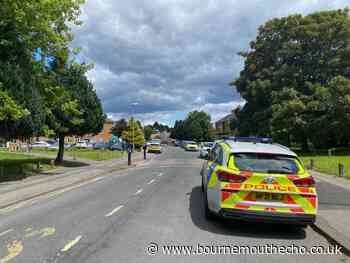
[307,151,349,178]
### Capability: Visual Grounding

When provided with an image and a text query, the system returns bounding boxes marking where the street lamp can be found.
[127,102,140,166]
[130,102,139,151]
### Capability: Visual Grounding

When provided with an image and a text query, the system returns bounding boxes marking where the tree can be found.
[122,118,145,148]
[144,125,154,141]
[0,0,85,140]
[306,76,350,148]
[171,111,214,141]
[233,9,350,148]
[0,90,31,139]
[111,119,127,137]
[152,122,170,132]
[171,120,185,140]
[47,62,105,164]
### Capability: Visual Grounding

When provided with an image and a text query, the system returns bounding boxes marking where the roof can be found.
[216,112,236,124]
[224,141,297,157]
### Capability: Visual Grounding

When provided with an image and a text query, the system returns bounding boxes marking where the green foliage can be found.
[0,0,85,139]
[0,90,30,122]
[61,63,105,136]
[152,122,170,132]
[233,9,350,148]
[122,118,145,147]
[46,62,105,163]
[171,111,214,141]
[142,122,171,141]
[144,125,154,141]
[111,119,128,137]
[1,0,84,56]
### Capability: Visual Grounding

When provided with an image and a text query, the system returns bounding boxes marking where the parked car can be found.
[31,141,51,148]
[199,142,214,158]
[148,142,162,153]
[93,142,109,150]
[48,143,72,150]
[201,138,317,226]
[110,143,124,151]
[74,141,94,149]
[184,141,199,151]
[48,143,59,150]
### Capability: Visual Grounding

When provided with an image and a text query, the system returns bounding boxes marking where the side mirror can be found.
[207,149,213,161]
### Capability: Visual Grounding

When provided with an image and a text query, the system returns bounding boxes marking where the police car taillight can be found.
[217,170,246,183]
[293,176,315,187]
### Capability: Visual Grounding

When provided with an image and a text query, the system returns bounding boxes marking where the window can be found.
[232,153,299,174]
[212,145,223,164]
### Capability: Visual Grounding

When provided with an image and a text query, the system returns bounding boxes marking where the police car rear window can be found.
[233,153,299,174]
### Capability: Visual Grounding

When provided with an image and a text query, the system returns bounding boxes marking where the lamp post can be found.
[127,102,139,165]
[130,102,139,151]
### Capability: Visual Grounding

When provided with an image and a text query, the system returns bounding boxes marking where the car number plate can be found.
[255,193,284,202]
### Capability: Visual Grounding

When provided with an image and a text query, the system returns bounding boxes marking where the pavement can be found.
[309,170,350,255]
[0,151,150,210]
[0,147,348,262]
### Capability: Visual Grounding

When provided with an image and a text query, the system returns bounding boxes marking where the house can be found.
[215,111,237,136]
[89,119,114,143]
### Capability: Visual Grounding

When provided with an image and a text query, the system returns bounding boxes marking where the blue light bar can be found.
[223,136,273,143]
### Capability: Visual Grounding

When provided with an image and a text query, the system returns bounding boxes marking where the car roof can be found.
[223,141,297,157]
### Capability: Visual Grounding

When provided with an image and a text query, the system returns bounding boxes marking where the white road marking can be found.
[46,177,105,199]
[147,179,155,185]
[157,173,163,177]
[0,229,13,237]
[0,202,28,213]
[135,189,143,195]
[61,236,82,252]
[105,205,124,217]
[0,177,106,215]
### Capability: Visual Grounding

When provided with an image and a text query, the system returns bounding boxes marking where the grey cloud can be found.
[72,0,350,124]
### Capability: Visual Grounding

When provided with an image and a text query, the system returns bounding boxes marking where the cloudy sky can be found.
[72,0,349,126]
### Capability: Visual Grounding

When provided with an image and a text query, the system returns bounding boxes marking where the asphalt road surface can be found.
[0,147,348,263]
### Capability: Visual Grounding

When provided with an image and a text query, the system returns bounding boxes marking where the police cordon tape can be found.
[146,242,342,256]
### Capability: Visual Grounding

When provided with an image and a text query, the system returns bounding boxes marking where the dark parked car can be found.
[110,143,124,151]
[93,143,109,150]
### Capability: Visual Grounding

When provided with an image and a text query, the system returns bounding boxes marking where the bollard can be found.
[36,161,41,170]
[143,144,147,160]
[310,159,314,170]
[128,151,132,166]
[338,163,344,177]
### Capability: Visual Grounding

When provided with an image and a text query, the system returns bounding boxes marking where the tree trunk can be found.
[55,134,65,165]
[301,136,309,152]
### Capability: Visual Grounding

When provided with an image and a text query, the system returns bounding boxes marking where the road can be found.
[0,147,348,263]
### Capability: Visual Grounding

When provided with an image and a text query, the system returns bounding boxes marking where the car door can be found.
[206,144,223,211]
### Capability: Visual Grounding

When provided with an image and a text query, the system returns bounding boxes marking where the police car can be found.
[148,142,162,153]
[201,137,317,226]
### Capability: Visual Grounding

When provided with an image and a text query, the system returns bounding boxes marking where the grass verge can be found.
[0,152,53,182]
[32,148,126,161]
[298,148,350,179]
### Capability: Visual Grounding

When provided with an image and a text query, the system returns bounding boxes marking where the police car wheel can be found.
[203,190,215,220]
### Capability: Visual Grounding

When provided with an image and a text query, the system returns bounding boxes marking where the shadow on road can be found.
[59,160,90,168]
[189,186,306,240]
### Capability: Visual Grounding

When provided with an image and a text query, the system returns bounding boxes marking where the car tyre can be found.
[203,189,215,220]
